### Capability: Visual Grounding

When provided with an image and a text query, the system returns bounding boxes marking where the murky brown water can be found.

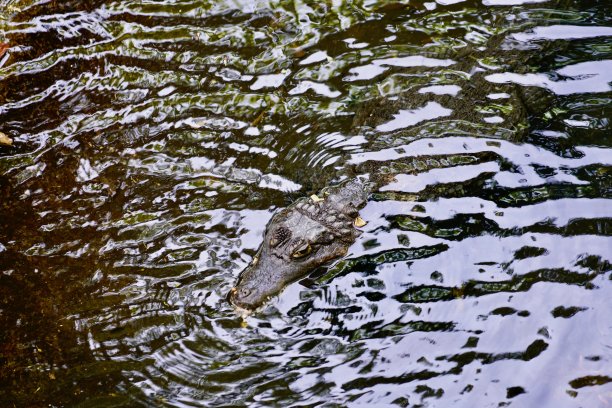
[0,0,610,406]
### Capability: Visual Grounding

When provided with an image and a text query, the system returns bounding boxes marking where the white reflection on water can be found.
[376,101,453,132]
[250,73,289,90]
[487,60,612,95]
[381,161,501,193]
[419,84,462,96]
[349,136,612,168]
[347,56,456,81]
[288,80,342,98]
[513,25,612,41]
[483,0,548,5]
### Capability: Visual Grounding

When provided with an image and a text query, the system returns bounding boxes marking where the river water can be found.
[0,0,610,406]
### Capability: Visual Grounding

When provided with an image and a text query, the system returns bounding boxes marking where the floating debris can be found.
[251,110,266,127]
[0,132,13,146]
[0,43,8,59]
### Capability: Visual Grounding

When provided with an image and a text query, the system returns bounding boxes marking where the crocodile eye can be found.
[292,242,312,258]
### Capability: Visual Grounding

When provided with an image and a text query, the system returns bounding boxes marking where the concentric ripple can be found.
[0,0,610,406]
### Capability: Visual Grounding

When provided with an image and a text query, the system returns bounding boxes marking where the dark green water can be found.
[0,0,610,406]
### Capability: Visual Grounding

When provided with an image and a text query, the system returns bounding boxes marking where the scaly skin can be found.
[229,178,369,311]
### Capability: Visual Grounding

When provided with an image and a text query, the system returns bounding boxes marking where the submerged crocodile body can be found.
[229,178,369,310]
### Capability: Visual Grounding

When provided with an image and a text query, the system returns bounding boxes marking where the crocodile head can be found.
[229,179,369,311]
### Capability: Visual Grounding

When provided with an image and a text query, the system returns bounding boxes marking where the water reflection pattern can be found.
[0,0,610,406]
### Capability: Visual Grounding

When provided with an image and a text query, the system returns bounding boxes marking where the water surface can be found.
[0,0,610,406]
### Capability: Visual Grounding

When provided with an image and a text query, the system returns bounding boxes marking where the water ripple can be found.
[0,0,610,406]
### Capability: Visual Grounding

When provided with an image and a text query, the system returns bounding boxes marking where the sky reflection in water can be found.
[0,0,610,406]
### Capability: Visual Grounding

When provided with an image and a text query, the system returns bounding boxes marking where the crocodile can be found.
[229,178,370,311]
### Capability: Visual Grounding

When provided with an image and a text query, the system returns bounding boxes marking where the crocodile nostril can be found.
[240,288,252,298]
